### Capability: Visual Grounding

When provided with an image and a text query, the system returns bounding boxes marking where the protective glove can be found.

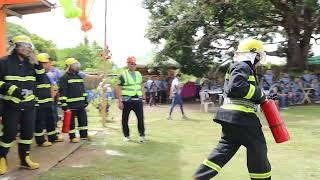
[21,89,33,96]
[257,90,267,104]
[11,87,24,100]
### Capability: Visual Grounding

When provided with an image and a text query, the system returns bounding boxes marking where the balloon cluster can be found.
[60,0,93,32]
[78,0,92,32]
[59,0,82,19]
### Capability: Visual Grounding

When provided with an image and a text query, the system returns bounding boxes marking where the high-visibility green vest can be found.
[121,70,142,97]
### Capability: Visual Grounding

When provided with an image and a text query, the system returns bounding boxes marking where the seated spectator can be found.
[289,78,304,104]
[201,77,211,91]
[311,79,320,103]
[269,82,289,110]
[279,73,290,86]
[301,70,313,88]
[261,69,273,91]
[210,77,221,90]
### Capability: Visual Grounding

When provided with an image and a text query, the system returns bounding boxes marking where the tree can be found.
[143,0,320,74]
[56,40,104,70]
[6,22,57,60]
[30,34,57,60]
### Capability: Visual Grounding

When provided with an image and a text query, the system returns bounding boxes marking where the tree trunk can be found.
[286,36,308,71]
[282,4,312,71]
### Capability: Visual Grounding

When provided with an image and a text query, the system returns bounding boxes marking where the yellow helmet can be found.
[36,53,50,63]
[65,58,79,65]
[236,39,265,53]
[12,35,34,48]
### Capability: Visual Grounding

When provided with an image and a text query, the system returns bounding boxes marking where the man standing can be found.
[0,35,44,174]
[158,75,168,104]
[194,39,271,180]
[167,73,187,120]
[116,56,145,142]
[261,69,273,91]
[59,58,91,143]
[34,53,64,146]
[46,56,62,124]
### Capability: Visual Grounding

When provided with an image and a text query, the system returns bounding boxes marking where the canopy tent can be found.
[308,56,320,65]
[0,0,53,56]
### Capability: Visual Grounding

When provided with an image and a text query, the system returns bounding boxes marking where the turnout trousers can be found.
[35,107,59,144]
[194,123,271,180]
[68,107,88,139]
[0,106,35,162]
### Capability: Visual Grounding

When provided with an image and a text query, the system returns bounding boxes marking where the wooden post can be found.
[0,7,6,57]
[100,78,107,127]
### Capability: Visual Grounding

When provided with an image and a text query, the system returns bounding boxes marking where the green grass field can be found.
[39,104,320,180]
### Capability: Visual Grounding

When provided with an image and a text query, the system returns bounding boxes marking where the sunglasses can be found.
[129,63,136,65]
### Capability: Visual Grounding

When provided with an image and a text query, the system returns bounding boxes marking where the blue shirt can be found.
[46,67,61,85]
[291,82,302,93]
[280,77,290,85]
[263,74,273,87]
[78,71,86,79]
[302,73,312,83]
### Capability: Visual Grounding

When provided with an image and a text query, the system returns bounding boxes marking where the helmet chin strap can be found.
[253,58,260,66]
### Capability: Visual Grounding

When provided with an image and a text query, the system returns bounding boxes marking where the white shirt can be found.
[171,78,181,94]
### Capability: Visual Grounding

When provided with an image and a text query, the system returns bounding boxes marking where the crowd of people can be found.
[261,69,320,109]
[0,35,96,174]
[144,75,169,106]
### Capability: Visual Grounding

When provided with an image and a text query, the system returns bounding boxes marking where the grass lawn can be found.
[39,104,320,180]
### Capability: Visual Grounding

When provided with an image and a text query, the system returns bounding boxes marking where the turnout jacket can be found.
[0,53,46,109]
[214,61,265,126]
[35,73,53,108]
[59,72,87,109]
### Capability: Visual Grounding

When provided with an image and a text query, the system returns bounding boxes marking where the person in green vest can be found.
[116,56,146,143]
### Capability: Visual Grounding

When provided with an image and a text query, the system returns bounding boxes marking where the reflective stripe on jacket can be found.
[35,74,53,108]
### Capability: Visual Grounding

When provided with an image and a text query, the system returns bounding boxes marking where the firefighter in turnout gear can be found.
[0,35,44,174]
[34,53,64,147]
[194,39,271,180]
[116,56,146,143]
[59,58,90,143]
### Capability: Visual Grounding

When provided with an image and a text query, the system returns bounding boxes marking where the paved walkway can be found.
[2,131,99,180]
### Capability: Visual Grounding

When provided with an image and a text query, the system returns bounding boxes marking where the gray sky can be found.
[7,0,153,67]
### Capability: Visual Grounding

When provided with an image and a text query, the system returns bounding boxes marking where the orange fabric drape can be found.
[77,0,92,32]
[0,8,6,56]
[0,0,41,56]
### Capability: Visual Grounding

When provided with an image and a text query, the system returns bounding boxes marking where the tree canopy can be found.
[144,0,320,76]
[6,22,57,60]
[56,37,105,70]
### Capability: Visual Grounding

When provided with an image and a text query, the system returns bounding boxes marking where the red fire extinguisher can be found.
[261,99,290,143]
[62,110,72,133]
